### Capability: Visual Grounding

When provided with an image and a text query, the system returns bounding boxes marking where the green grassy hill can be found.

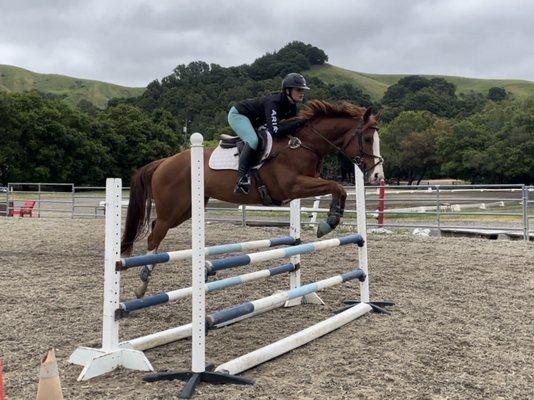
[307,64,534,101]
[3,62,534,108]
[0,64,145,108]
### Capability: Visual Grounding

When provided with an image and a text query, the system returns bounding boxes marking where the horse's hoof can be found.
[134,282,148,299]
[140,265,152,282]
[317,222,333,238]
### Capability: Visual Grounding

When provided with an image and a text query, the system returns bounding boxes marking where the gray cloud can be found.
[1,0,533,87]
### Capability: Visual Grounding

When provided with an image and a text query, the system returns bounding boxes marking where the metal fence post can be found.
[71,185,75,218]
[523,185,529,242]
[436,185,441,233]
[3,187,8,217]
[7,184,12,217]
[38,183,41,218]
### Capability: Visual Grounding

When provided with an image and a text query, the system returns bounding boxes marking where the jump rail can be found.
[117,236,297,270]
[119,263,297,314]
[206,268,366,327]
[206,234,364,273]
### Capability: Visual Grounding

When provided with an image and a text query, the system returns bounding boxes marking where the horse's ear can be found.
[363,107,373,123]
[375,110,384,122]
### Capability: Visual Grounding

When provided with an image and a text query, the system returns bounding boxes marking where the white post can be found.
[69,178,153,380]
[102,178,122,351]
[354,165,370,303]
[285,199,323,307]
[284,200,301,307]
[215,302,372,375]
[309,196,321,225]
[190,133,206,373]
[289,199,301,287]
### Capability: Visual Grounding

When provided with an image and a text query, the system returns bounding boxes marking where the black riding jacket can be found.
[234,92,304,137]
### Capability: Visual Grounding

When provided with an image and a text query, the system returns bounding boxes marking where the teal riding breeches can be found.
[227,106,259,150]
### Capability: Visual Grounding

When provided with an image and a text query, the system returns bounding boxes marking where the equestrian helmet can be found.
[282,73,310,90]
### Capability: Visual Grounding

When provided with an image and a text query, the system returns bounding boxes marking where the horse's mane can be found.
[298,100,366,121]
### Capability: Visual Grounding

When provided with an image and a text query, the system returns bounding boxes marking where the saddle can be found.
[209,127,279,205]
[219,127,271,158]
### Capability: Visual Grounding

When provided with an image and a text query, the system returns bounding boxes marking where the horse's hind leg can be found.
[135,211,191,299]
[134,218,172,298]
[134,198,208,298]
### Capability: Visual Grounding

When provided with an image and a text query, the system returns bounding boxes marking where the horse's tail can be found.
[120,159,166,256]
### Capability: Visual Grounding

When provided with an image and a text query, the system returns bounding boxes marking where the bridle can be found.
[290,120,384,170]
[350,123,384,171]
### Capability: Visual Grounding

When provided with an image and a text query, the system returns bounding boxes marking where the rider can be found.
[228,72,310,194]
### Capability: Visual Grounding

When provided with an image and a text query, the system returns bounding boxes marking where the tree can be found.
[381,75,469,121]
[437,118,493,182]
[400,119,450,184]
[306,46,328,65]
[98,103,182,181]
[488,87,507,102]
[0,91,110,184]
[457,91,487,118]
[380,111,450,183]
[437,98,534,183]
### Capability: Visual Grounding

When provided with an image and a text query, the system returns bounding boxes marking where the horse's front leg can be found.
[318,193,348,238]
[290,176,347,238]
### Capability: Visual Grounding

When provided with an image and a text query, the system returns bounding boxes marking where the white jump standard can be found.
[69,179,155,381]
[143,132,255,397]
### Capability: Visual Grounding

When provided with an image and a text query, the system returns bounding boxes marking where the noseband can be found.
[351,124,384,170]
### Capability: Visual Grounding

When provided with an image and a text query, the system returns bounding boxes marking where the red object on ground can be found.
[0,359,6,400]
[378,178,385,227]
[13,200,36,218]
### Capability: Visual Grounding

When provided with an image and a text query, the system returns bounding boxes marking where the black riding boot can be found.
[235,143,257,194]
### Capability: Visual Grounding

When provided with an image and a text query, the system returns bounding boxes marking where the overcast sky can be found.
[1,0,534,87]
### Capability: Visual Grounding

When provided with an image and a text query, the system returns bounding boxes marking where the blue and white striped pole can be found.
[206,268,366,328]
[120,263,297,313]
[206,234,364,274]
[117,236,296,270]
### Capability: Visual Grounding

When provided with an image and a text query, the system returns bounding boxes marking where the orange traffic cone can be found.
[0,358,6,400]
[36,349,64,400]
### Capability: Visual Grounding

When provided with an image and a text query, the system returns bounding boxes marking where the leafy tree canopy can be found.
[381,75,485,121]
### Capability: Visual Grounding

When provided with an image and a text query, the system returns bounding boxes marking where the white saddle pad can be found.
[208,134,273,170]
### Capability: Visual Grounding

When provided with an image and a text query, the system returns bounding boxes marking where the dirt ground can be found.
[0,217,532,400]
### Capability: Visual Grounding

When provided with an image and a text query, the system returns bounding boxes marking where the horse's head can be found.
[345,107,384,185]
[298,100,385,184]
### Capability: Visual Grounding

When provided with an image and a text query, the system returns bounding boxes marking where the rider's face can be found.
[290,88,305,103]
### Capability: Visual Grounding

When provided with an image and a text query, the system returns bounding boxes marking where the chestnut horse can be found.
[121,100,384,298]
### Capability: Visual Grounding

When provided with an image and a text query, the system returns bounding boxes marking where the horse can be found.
[121,100,384,298]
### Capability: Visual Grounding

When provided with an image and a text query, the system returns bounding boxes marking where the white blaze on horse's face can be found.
[369,129,384,185]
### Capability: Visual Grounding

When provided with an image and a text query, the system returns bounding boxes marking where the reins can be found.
[289,120,384,169]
